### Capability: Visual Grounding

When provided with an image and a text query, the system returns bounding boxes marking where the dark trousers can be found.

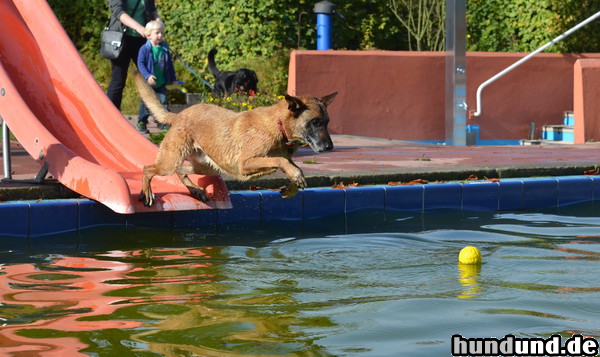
[106,35,146,109]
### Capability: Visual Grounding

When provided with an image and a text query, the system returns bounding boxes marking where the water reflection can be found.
[457,263,481,299]
[0,257,138,354]
[0,247,332,356]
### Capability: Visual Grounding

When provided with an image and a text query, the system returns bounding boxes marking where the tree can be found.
[388,0,446,51]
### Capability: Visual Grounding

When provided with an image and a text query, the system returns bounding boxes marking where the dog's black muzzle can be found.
[306,131,334,153]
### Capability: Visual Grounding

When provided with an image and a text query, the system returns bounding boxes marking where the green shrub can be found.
[467,0,600,52]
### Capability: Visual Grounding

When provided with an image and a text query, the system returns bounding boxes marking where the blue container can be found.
[314,1,336,50]
[563,111,574,126]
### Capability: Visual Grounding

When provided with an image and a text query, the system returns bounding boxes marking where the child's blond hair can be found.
[144,20,165,37]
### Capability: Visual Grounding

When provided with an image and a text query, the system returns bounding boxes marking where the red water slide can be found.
[0,0,231,214]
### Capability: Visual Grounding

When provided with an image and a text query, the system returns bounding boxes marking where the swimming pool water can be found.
[1,203,599,356]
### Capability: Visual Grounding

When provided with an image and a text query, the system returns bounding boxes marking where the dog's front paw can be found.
[296,176,307,189]
[289,170,307,189]
[139,190,155,207]
[280,182,299,198]
[189,187,209,202]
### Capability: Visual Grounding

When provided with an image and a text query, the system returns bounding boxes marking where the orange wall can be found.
[574,59,600,144]
[288,50,600,142]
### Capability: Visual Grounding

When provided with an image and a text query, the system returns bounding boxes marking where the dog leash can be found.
[169,48,215,90]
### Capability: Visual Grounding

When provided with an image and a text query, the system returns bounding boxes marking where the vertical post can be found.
[314,1,336,50]
[445,0,467,146]
[1,117,11,180]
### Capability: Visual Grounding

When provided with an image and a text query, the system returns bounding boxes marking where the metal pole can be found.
[1,117,11,180]
[316,13,332,50]
[314,1,336,50]
[473,10,600,117]
[445,0,467,146]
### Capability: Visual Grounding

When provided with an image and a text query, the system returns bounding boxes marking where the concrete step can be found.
[542,124,574,143]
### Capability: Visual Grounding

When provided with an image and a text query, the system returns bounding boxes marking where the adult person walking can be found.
[105,0,161,110]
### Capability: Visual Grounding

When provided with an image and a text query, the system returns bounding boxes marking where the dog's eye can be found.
[310,118,324,126]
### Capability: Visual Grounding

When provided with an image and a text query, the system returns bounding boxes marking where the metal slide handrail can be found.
[473,10,600,117]
[2,119,10,180]
[1,118,48,183]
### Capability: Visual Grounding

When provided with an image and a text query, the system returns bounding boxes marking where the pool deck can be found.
[2,119,600,201]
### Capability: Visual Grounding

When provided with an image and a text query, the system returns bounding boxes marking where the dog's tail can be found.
[207,48,221,77]
[132,71,177,125]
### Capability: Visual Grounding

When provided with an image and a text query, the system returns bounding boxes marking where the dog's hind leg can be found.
[176,163,209,202]
[173,151,224,202]
[139,164,159,206]
[139,147,188,207]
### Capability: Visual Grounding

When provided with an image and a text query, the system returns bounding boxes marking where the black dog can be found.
[208,48,258,96]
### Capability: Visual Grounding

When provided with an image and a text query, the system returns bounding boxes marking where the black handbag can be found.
[99,0,141,59]
[100,28,125,59]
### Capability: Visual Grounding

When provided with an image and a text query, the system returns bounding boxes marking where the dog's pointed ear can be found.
[285,94,307,117]
[320,92,338,107]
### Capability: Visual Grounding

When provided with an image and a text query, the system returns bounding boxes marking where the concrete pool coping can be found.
[2,134,600,237]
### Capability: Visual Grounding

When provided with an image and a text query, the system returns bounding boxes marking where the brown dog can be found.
[132,71,337,207]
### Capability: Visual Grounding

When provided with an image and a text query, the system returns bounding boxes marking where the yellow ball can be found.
[458,246,482,265]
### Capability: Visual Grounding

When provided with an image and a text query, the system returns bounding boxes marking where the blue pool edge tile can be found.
[2,175,600,236]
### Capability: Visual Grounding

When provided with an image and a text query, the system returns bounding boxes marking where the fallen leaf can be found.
[414,153,431,161]
[332,181,360,189]
[302,156,321,165]
[584,168,599,175]
[248,185,284,191]
[467,174,478,181]
[388,179,429,186]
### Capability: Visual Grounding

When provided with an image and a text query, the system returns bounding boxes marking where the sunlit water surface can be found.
[1,204,600,356]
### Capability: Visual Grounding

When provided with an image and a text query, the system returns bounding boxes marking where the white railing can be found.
[473,10,600,117]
